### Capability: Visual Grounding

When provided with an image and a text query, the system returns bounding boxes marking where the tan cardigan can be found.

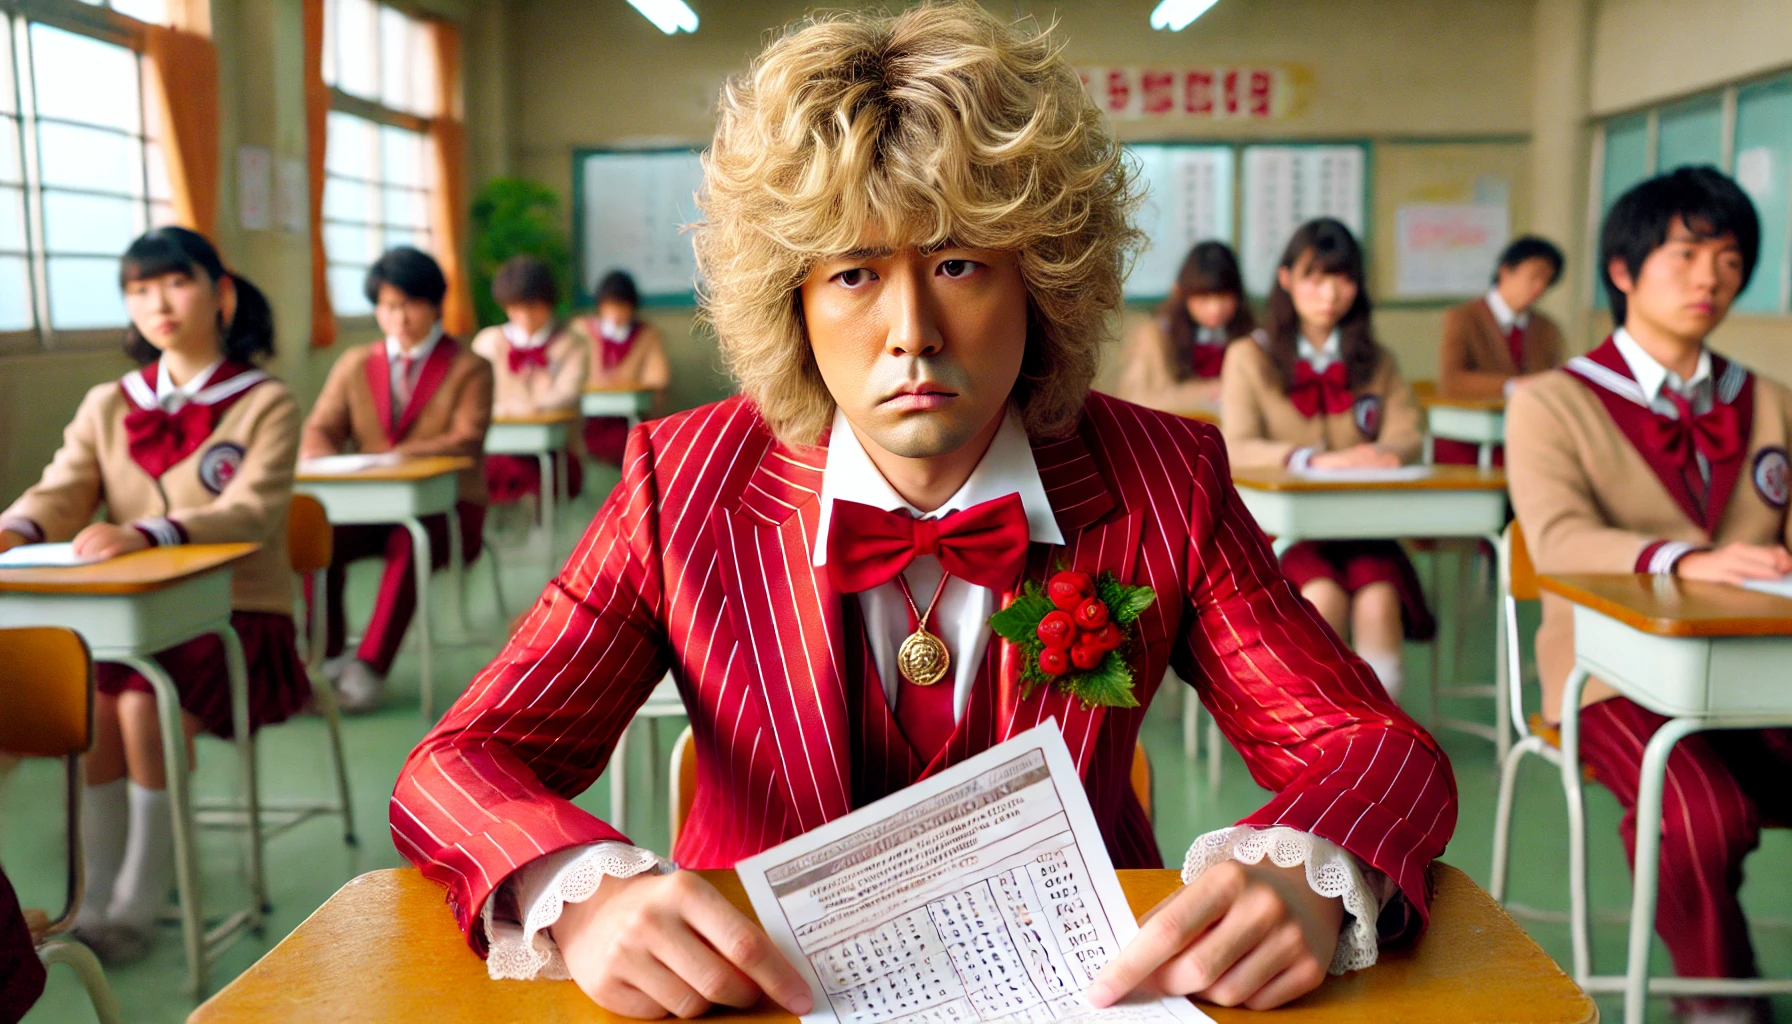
[1112,317,1226,412]
[1506,368,1792,716]
[300,339,494,504]
[470,324,589,419]
[1438,298,1564,400]
[1219,337,1425,469]
[585,319,671,396]
[1,377,300,615]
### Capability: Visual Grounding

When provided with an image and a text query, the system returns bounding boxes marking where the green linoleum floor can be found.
[5,465,1791,1022]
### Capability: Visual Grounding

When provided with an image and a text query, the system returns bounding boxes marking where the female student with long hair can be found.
[0,227,306,963]
[1219,217,1431,699]
[1115,240,1254,410]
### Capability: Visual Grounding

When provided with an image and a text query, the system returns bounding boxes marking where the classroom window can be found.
[320,0,439,317]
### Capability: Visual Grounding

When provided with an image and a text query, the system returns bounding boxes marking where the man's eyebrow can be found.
[834,246,895,260]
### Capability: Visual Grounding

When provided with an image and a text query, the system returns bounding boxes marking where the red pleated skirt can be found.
[1432,437,1505,467]
[95,611,310,739]
[1280,540,1437,641]
[485,449,585,504]
[582,416,630,466]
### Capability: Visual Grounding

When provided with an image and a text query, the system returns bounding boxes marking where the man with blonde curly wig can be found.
[393,4,1456,1018]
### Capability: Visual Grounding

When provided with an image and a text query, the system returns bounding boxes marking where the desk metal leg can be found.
[537,452,556,560]
[1478,442,1494,471]
[217,625,265,917]
[1558,666,1593,985]
[610,721,630,836]
[1181,685,1198,761]
[401,517,434,720]
[125,656,207,995]
[448,505,470,640]
[1623,716,1701,1024]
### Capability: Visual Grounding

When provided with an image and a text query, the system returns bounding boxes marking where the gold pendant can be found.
[897,628,950,687]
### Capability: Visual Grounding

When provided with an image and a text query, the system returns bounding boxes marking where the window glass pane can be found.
[380,125,423,187]
[1733,76,1792,313]
[1598,114,1651,309]
[382,185,424,227]
[47,255,127,329]
[410,19,437,119]
[326,112,375,179]
[1657,94,1723,173]
[332,0,377,100]
[30,24,141,134]
[0,17,17,115]
[112,0,169,24]
[328,265,372,315]
[324,177,371,222]
[38,121,140,194]
[43,190,140,254]
[0,185,26,251]
[380,6,410,113]
[0,254,30,331]
[325,221,375,266]
[0,116,20,183]
[144,140,171,201]
[386,227,423,252]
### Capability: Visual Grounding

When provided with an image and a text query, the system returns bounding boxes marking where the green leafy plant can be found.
[469,177,574,328]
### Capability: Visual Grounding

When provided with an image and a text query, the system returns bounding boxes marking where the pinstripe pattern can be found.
[392,393,1457,950]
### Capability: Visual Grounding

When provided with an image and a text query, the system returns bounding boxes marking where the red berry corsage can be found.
[989,566,1156,708]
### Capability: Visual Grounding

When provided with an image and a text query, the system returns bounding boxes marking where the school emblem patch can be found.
[1753,446,1789,509]
[198,442,245,495]
[1352,394,1383,440]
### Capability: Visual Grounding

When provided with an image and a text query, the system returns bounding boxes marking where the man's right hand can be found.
[1675,543,1792,585]
[551,869,814,1020]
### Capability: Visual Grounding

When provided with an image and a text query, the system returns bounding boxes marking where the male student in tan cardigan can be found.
[1507,167,1792,1024]
[302,247,494,711]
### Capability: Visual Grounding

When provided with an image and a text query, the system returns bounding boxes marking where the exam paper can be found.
[1740,575,1792,600]
[297,452,403,475]
[737,724,1211,1024]
[1294,465,1433,483]
[0,542,108,569]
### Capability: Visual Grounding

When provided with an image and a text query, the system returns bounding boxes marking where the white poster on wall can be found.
[1239,146,1364,296]
[236,146,272,232]
[579,149,705,302]
[1125,145,1234,299]
[1394,203,1511,298]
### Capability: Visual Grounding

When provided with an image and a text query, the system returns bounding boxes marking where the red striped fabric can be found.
[391,393,1458,952]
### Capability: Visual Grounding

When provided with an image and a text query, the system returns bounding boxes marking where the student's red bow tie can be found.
[507,345,550,373]
[1288,361,1354,418]
[1650,392,1743,469]
[826,493,1030,594]
[1189,340,1227,378]
[124,403,216,478]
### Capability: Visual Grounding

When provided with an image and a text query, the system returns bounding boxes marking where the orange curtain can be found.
[429,21,474,338]
[143,27,219,238]
[303,0,335,348]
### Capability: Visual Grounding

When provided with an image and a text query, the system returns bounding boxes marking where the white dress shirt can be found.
[502,321,553,351]
[154,358,223,412]
[1484,287,1532,334]
[385,324,444,408]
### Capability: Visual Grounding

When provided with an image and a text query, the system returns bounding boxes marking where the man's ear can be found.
[1606,256,1636,298]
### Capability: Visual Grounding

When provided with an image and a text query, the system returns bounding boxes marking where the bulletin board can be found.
[1371,139,1530,302]
[573,147,705,306]
[1124,144,1235,301]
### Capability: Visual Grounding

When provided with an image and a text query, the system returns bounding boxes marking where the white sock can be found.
[108,782,174,930]
[1359,650,1404,703]
[77,778,128,928]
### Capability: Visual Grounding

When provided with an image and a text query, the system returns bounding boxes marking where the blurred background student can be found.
[1115,240,1254,412]
[580,269,670,465]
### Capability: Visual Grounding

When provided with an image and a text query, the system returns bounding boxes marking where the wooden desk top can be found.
[1231,465,1507,492]
[1419,393,1506,412]
[583,384,654,395]
[189,864,1592,1024]
[1541,573,1792,637]
[295,455,474,483]
[493,409,580,426]
[0,543,258,595]
[1176,406,1220,425]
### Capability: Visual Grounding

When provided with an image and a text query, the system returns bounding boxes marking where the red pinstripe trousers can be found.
[320,501,486,676]
[1579,696,1792,979]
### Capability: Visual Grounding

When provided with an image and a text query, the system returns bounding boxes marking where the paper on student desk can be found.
[1741,575,1792,600]
[297,452,403,475]
[1293,465,1433,483]
[0,542,108,569]
[736,723,1212,1024]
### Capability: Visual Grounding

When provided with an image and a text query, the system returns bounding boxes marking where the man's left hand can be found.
[1086,859,1344,1011]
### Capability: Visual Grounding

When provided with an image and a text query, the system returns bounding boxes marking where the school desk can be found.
[1176,402,1220,426]
[1420,393,1505,470]
[1230,465,1511,757]
[0,544,262,996]
[580,385,654,428]
[187,862,1594,1024]
[294,455,474,720]
[1541,573,1792,1024]
[485,409,579,553]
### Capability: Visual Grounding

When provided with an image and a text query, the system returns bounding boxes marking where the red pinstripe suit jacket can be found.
[392,393,1457,952]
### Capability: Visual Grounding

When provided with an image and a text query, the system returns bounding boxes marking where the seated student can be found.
[1434,235,1566,465]
[0,863,42,1024]
[471,255,590,508]
[301,247,493,712]
[1220,218,1432,701]
[1115,240,1254,411]
[579,269,670,464]
[392,7,1455,1019]
[0,227,306,963]
[1508,167,1792,1024]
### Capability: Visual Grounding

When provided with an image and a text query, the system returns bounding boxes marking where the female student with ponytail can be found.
[1218,217,1431,700]
[1115,239,1255,411]
[0,227,306,963]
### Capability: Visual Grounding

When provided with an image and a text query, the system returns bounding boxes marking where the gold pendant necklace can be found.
[894,572,952,687]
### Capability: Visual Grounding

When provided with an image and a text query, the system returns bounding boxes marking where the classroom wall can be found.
[1589,0,1792,115]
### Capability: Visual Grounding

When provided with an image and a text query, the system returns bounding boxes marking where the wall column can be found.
[1529,0,1595,350]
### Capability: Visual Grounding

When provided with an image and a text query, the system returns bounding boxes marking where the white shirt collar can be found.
[1295,329,1342,370]
[1484,288,1531,332]
[502,321,553,350]
[386,323,444,370]
[1195,324,1227,346]
[155,358,223,411]
[1613,326,1711,402]
[812,407,1065,567]
[597,318,634,343]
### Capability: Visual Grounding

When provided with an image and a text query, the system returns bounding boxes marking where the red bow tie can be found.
[508,345,549,374]
[125,402,216,478]
[826,493,1031,594]
[1649,392,1743,470]
[1189,340,1226,378]
[1288,361,1353,418]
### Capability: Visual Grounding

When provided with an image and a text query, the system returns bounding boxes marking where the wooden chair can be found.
[0,627,123,1024]
[668,728,1157,849]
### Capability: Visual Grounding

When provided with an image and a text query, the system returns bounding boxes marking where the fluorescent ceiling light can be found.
[1150,0,1220,31]
[626,0,698,35]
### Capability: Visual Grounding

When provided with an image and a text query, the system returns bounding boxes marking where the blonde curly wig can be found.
[692,2,1143,445]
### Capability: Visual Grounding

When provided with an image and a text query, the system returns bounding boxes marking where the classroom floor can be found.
[5,464,1790,1024]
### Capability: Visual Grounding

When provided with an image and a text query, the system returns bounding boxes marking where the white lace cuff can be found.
[481,841,675,981]
[1181,826,1397,975]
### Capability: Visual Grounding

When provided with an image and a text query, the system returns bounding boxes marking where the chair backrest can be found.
[287,494,332,575]
[1499,521,1539,745]
[1411,379,1438,402]
[0,627,92,758]
[1505,519,1539,602]
[1130,742,1153,825]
